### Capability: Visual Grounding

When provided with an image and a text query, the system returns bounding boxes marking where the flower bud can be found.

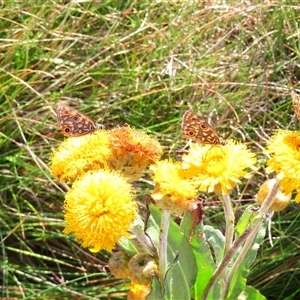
[128,253,158,285]
[256,179,291,211]
[108,251,131,279]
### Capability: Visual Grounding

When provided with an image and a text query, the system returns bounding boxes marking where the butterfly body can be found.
[56,105,97,137]
[181,109,225,145]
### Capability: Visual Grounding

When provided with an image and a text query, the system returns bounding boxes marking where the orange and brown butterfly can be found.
[181,109,225,145]
[291,90,300,121]
[56,105,97,137]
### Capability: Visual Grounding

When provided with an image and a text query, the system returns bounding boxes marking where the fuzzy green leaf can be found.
[146,205,197,300]
[242,285,267,300]
[235,207,260,238]
[204,225,226,265]
[147,273,163,300]
[190,223,220,300]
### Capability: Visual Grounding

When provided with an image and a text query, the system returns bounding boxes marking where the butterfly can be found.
[56,105,97,137]
[181,109,225,145]
[291,90,300,121]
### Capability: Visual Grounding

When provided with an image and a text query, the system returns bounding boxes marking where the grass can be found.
[1,1,300,299]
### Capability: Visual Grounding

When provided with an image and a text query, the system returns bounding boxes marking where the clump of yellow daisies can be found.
[151,141,257,214]
[50,126,163,252]
[50,105,300,300]
[51,126,163,183]
[51,125,259,250]
[50,113,271,299]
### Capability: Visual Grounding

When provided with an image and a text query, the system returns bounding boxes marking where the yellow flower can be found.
[63,170,136,252]
[266,130,300,202]
[151,160,199,215]
[50,130,111,182]
[127,282,151,300]
[108,126,163,182]
[182,141,257,195]
[256,178,291,212]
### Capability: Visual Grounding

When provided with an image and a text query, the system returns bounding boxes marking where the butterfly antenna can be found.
[97,105,110,129]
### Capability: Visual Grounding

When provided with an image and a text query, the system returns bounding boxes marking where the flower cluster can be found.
[151,141,257,214]
[50,108,300,299]
[51,126,163,252]
[51,126,163,183]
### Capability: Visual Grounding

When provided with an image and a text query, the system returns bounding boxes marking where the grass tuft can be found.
[1,1,300,299]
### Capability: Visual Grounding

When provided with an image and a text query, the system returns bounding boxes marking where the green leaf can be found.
[180,209,196,239]
[190,224,220,300]
[146,205,197,300]
[235,207,260,238]
[204,225,225,265]
[242,285,267,300]
[145,206,160,250]
[180,204,203,240]
[118,237,139,256]
[147,273,163,300]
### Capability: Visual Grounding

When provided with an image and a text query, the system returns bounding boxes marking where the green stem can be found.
[205,180,280,299]
[203,228,252,300]
[221,194,235,255]
[218,194,235,298]
[223,216,264,298]
[222,179,280,298]
[159,209,171,286]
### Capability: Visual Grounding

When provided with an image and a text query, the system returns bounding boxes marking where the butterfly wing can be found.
[56,105,97,137]
[181,109,225,145]
[291,91,300,122]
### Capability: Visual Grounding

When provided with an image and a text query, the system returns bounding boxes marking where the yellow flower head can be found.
[182,141,257,195]
[151,160,199,215]
[50,130,111,182]
[127,282,151,300]
[63,169,136,252]
[108,126,163,182]
[266,130,300,202]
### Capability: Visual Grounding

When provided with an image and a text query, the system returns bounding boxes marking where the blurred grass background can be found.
[1,1,300,299]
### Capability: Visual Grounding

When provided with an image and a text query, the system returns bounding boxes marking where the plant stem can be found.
[205,180,280,299]
[159,209,171,286]
[203,228,252,300]
[223,215,264,298]
[221,194,235,255]
[222,179,280,298]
